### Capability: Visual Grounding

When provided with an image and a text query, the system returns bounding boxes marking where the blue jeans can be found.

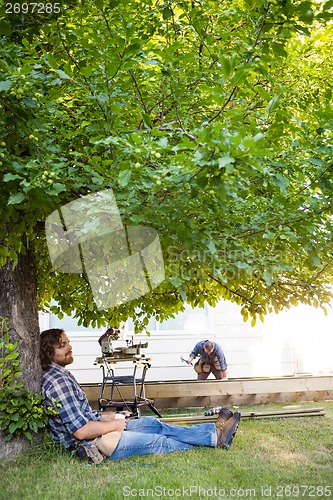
[110,417,217,460]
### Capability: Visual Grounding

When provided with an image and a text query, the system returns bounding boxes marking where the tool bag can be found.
[194,360,211,373]
[194,359,203,373]
[77,439,106,464]
[194,357,220,373]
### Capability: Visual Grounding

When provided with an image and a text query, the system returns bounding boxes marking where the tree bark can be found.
[0,241,41,460]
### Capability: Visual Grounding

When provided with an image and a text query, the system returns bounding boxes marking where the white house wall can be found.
[40,299,333,384]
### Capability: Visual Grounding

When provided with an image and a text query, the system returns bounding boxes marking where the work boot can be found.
[217,407,234,421]
[215,411,241,449]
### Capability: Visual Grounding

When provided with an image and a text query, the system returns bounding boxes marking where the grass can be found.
[0,401,332,500]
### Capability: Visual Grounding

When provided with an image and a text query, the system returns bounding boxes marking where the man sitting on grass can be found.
[39,328,241,463]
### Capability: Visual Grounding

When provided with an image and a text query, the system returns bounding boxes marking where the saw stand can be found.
[95,354,162,418]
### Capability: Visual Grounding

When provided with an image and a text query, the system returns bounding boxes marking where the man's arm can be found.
[187,341,203,363]
[73,417,127,441]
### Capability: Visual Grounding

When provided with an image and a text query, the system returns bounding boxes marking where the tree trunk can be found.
[0,242,41,460]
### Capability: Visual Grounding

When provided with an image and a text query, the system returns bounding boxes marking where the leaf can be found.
[206,239,216,254]
[157,137,168,148]
[241,308,249,322]
[262,271,273,286]
[48,183,67,195]
[266,95,280,115]
[162,7,173,20]
[3,173,22,182]
[170,277,183,287]
[81,66,94,77]
[55,69,72,80]
[0,20,13,36]
[50,78,63,86]
[256,86,271,101]
[141,113,152,128]
[145,59,160,66]
[272,174,289,191]
[219,56,231,77]
[22,97,37,108]
[94,136,120,146]
[8,193,26,205]
[5,352,19,361]
[0,80,12,92]
[235,261,249,269]
[118,169,132,186]
[309,157,323,166]
[9,421,21,434]
[271,43,288,58]
[45,53,58,69]
[218,156,235,169]
[230,68,249,87]
[19,64,33,75]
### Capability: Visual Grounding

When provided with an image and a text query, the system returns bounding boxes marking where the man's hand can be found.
[111,418,127,432]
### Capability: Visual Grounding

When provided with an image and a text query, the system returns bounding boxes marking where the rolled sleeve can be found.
[190,341,204,358]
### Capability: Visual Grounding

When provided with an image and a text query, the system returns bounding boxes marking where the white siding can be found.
[40,299,333,384]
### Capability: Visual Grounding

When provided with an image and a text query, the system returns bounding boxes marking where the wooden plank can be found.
[160,409,326,424]
[81,376,333,409]
[144,376,333,398]
[304,377,333,391]
[86,391,333,410]
[246,406,324,416]
[244,412,326,419]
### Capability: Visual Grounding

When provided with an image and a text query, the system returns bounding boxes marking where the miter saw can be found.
[98,327,148,359]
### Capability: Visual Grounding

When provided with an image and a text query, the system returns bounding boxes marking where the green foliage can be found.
[0,318,58,441]
[0,0,333,329]
[0,386,51,441]
[0,319,22,388]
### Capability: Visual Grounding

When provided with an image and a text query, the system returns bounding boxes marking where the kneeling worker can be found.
[187,340,228,380]
[40,329,239,463]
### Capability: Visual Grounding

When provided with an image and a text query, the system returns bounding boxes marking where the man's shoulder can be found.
[42,364,71,388]
[214,343,225,354]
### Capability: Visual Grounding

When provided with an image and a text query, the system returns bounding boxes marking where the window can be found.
[127,304,211,335]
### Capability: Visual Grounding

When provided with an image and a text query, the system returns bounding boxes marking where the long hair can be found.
[39,328,64,370]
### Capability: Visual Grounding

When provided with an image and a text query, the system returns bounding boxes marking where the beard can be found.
[56,352,74,367]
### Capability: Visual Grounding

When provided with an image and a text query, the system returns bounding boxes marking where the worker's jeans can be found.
[110,417,217,460]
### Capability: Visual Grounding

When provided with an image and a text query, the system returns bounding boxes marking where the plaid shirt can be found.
[41,363,101,449]
[190,340,228,371]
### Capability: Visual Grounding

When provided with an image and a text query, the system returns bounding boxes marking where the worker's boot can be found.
[215,409,241,449]
[217,407,234,420]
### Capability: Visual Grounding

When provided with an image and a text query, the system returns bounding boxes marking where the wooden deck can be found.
[82,375,333,409]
